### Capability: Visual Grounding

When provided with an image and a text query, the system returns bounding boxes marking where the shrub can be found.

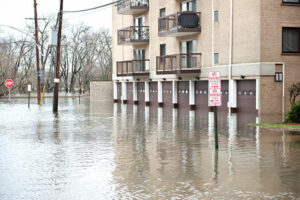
[285,101,300,123]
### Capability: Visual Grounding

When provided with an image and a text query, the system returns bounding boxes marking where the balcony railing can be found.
[117,0,149,15]
[156,53,201,74]
[158,12,201,37]
[118,26,150,45]
[117,59,150,77]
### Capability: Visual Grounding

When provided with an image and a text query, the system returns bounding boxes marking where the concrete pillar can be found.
[189,110,195,132]
[145,81,150,106]
[172,80,178,108]
[158,107,163,132]
[122,82,127,104]
[229,79,237,112]
[172,108,178,135]
[256,78,259,111]
[113,82,118,103]
[189,80,195,110]
[158,81,163,107]
[133,82,138,105]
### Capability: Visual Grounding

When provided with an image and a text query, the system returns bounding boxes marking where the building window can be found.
[282,0,300,4]
[160,44,166,56]
[282,27,300,53]
[214,10,219,22]
[275,72,283,82]
[160,8,166,17]
[214,53,219,65]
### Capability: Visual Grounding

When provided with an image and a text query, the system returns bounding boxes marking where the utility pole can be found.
[33,0,41,104]
[53,0,64,112]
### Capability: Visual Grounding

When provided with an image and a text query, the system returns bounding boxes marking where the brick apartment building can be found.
[112,0,300,116]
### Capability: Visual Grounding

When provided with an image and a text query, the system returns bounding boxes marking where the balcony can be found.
[156,53,201,75]
[117,0,149,15]
[118,26,150,45]
[158,12,201,37]
[117,59,150,77]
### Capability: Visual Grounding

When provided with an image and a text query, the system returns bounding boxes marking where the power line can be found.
[61,0,120,14]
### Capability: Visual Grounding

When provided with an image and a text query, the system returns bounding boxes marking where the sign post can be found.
[208,71,221,149]
[5,79,14,103]
[28,84,32,108]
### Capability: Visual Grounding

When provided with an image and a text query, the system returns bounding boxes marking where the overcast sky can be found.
[0,0,112,37]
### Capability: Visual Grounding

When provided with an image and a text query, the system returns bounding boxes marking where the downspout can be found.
[228,0,233,112]
[212,0,214,67]
[282,62,285,122]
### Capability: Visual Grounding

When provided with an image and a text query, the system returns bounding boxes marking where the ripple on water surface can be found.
[0,98,300,199]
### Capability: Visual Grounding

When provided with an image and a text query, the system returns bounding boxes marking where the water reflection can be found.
[0,99,300,199]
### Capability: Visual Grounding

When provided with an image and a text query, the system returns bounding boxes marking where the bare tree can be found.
[288,83,300,105]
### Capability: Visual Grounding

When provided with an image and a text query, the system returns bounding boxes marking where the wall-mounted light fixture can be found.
[275,72,283,82]
[240,75,245,79]
[126,79,129,82]
[136,78,140,82]
[148,78,152,82]
[195,76,200,80]
[162,78,166,81]
[178,77,182,80]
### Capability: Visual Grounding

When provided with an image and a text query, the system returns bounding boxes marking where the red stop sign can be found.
[5,79,14,88]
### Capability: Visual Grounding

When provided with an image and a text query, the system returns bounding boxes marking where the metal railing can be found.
[117,0,149,13]
[117,59,150,76]
[118,26,149,44]
[156,53,201,73]
[158,12,201,33]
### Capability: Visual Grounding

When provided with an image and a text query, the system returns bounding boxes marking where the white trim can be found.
[145,81,150,102]
[172,81,178,104]
[158,81,163,103]
[189,80,195,105]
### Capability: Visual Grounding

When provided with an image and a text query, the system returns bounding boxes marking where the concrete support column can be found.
[256,78,260,111]
[145,82,150,106]
[172,81,178,108]
[133,82,138,105]
[229,80,237,112]
[122,82,127,104]
[158,81,163,107]
[189,80,195,110]
[113,82,118,103]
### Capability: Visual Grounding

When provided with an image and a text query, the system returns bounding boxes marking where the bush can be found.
[285,101,300,123]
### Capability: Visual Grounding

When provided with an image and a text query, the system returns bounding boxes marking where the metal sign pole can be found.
[214,106,219,149]
[8,88,11,103]
[28,91,31,108]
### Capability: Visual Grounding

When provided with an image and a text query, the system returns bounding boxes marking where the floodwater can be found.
[0,98,300,200]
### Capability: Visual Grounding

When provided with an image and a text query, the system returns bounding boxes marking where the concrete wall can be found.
[90,81,113,102]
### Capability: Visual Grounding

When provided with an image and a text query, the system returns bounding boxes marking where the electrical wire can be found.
[62,0,120,14]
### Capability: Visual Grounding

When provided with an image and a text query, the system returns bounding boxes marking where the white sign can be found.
[208,71,222,107]
[27,85,32,92]
[54,78,60,83]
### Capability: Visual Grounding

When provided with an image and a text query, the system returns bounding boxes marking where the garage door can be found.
[162,81,172,107]
[117,82,122,102]
[126,82,133,104]
[178,81,189,108]
[149,82,158,106]
[218,80,229,111]
[237,80,256,112]
[137,82,145,105]
[195,81,208,111]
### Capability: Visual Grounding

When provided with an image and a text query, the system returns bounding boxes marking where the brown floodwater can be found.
[0,98,300,199]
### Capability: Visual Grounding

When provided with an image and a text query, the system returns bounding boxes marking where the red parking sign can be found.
[208,71,221,107]
[5,79,14,88]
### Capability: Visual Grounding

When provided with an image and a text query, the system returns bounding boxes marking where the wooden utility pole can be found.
[33,0,41,103]
[53,0,64,112]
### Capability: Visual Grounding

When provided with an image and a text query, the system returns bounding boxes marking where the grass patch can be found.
[249,123,300,129]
